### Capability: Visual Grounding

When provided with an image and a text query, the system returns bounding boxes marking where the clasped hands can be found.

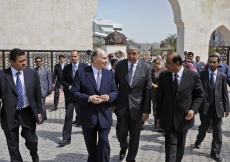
[89,95,110,104]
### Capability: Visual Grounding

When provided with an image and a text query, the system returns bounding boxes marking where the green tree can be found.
[164,33,177,51]
[127,39,135,45]
[93,39,105,49]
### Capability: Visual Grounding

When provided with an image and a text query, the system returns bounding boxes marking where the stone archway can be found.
[217,25,230,46]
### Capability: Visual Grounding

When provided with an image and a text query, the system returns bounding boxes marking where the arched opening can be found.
[94,0,183,57]
[209,25,230,65]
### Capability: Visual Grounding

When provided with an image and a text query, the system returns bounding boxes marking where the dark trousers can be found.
[196,104,222,154]
[116,108,142,161]
[41,97,47,120]
[62,100,78,140]
[4,107,38,162]
[53,83,61,108]
[165,128,188,162]
[82,120,111,162]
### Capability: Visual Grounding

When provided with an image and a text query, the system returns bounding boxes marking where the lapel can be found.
[100,69,108,92]
[40,66,44,78]
[23,68,29,93]
[85,66,98,91]
[69,63,74,79]
[5,67,17,94]
[58,63,62,70]
[131,60,142,86]
[215,70,220,88]
[123,59,129,85]
[167,71,174,93]
[205,70,211,88]
[176,68,188,97]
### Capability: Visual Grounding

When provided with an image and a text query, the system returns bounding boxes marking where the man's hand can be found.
[38,114,42,121]
[59,89,63,94]
[52,84,55,89]
[225,112,229,117]
[89,95,103,104]
[156,119,160,127]
[142,113,149,122]
[99,94,110,102]
[152,83,158,88]
[185,110,195,120]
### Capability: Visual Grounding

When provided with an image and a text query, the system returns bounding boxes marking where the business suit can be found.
[52,63,66,109]
[114,59,152,161]
[0,67,42,161]
[156,68,204,162]
[70,66,118,162]
[195,70,230,154]
[61,62,88,141]
[35,66,52,120]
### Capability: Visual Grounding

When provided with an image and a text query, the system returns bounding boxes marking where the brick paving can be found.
[0,92,230,162]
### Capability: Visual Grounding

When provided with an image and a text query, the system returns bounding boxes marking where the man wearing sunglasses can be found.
[105,53,115,70]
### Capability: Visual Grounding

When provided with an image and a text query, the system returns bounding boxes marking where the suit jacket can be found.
[52,63,66,85]
[35,66,52,98]
[62,62,88,100]
[114,59,152,120]
[69,66,118,128]
[0,67,42,135]
[199,70,230,118]
[156,68,204,132]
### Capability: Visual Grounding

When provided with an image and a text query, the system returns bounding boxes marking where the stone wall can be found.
[0,0,98,50]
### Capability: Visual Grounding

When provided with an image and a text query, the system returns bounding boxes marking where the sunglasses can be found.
[109,56,114,58]
[36,61,42,63]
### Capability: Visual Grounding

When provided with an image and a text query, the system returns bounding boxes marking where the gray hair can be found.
[126,43,140,53]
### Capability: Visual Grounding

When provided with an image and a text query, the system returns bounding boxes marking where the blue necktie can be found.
[16,72,24,108]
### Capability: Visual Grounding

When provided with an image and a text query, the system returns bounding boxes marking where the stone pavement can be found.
[0,92,230,162]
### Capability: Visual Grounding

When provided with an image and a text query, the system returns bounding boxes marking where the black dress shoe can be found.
[76,123,82,127]
[72,120,78,124]
[49,107,57,112]
[31,154,39,162]
[194,143,201,149]
[119,148,127,161]
[207,128,213,133]
[210,152,222,162]
[59,139,71,146]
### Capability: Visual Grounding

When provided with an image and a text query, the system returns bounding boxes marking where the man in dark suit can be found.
[0,48,42,162]
[195,54,230,162]
[70,49,118,162]
[50,55,66,112]
[156,52,204,162]
[114,43,152,161]
[34,57,52,121]
[110,59,118,73]
[59,50,88,146]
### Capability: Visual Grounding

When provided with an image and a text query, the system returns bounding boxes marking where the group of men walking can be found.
[0,45,229,162]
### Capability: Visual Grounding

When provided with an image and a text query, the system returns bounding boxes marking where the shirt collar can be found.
[11,66,23,76]
[91,65,101,75]
[72,62,79,68]
[173,66,184,77]
[208,68,217,75]
[128,59,139,68]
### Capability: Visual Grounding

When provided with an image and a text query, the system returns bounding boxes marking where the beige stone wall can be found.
[170,0,230,62]
[0,0,98,50]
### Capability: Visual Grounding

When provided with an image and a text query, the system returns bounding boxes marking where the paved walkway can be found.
[0,92,230,162]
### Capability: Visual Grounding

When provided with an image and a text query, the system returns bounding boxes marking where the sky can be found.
[95,0,177,43]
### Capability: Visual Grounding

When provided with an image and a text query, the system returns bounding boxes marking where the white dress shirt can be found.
[11,66,30,108]
[128,60,139,85]
[172,67,184,86]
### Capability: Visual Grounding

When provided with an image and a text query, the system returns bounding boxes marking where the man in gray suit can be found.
[35,57,52,122]
[114,43,152,161]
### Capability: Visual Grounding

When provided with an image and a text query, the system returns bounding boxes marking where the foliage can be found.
[150,49,163,56]
[163,33,177,51]
[126,39,135,45]
[93,39,105,49]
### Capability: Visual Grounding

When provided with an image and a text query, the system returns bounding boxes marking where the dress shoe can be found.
[59,139,71,146]
[194,143,201,149]
[49,107,57,112]
[31,154,39,162]
[210,152,222,162]
[76,123,82,127]
[119,148,127,161]
[72,120,78,124]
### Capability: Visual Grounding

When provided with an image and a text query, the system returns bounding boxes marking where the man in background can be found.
[105,53,115,70]
[35,57,52,122]
[111,59,118,73]
[50,55,66,112]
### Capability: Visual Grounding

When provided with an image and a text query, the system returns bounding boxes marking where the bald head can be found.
[166,52,183,73]
[214,52,220,57]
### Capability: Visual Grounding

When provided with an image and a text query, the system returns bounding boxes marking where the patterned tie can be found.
[97,71,101,91]
[16,72,24,108]
[128,64,133,85]
[173,73,178,93]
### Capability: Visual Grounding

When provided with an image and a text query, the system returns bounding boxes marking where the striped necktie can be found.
[16,72,24,108]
